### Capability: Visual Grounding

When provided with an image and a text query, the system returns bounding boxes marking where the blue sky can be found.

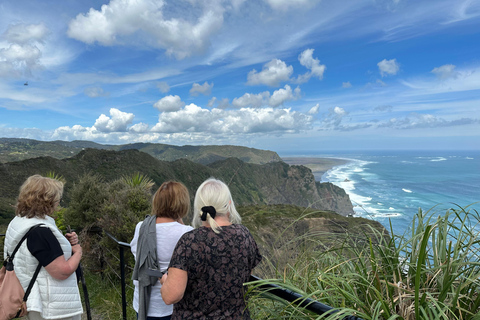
[0,0,479,153]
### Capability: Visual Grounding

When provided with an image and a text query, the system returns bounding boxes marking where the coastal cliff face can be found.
[0,149,354,222]
[207,158,354,216]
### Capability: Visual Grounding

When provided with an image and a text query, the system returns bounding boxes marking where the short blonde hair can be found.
[16,175,64,219]
[192,178,241,233]
[152,181,190,220]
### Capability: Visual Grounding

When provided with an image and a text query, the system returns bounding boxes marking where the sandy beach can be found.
[282,157,349,179]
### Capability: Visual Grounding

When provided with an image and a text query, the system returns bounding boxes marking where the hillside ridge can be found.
[0,148,354,223]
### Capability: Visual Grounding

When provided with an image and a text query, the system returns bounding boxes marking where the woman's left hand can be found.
[65,232,79,246]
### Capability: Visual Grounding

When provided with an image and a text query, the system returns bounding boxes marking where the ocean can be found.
[285,150,480,236]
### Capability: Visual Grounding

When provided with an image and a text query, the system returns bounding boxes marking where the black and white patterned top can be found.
[169,224,262,320]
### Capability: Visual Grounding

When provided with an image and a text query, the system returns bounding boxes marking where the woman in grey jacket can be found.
[131,181,193,320]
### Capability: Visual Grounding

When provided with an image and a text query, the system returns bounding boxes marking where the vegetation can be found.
[246,204,480,319]
[0,148,353,223]
[0,138,281,165]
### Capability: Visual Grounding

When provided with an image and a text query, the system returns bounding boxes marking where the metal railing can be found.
[104,231,363,320]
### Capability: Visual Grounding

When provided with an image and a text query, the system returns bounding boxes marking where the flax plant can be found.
[248,205,480,320]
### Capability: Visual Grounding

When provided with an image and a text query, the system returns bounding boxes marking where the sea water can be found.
[288,150,480,236]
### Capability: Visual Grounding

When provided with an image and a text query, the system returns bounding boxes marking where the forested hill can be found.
[0,138,281,164]
[0,148,353,224]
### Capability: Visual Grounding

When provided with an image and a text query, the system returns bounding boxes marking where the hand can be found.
[71,243,82,256]
[66,232,79,246]
[160,272,168,285]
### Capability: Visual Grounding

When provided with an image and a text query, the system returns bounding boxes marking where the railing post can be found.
[119,246,127,320]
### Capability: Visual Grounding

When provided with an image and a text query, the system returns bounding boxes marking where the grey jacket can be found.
[131,215,159,320]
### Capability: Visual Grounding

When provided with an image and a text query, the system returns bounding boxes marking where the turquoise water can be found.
[284,150,480,236]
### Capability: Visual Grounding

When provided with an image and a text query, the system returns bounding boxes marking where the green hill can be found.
[0,138,281,165]
[0,148,353,224]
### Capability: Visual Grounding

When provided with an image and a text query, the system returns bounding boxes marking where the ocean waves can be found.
[320,150,480,235]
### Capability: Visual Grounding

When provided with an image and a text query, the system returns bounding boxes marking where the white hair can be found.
[192,178,241,233]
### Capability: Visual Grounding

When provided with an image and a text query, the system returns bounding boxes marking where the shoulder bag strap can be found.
[9,224,45,260]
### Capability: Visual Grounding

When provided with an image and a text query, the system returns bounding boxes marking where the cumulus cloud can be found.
[151,103,313,134]
[342,81,352,88]
[247,59,293,86]
[0,23,48,78]
[269,85,301,107]
[378,58,399,77]
[232,91,270,108]
[129,122,150,133]
[231,85,300,108]
[296,49,326,82]
[93,108,134,132]
[431,64,457,79]
[157,81,170,93]
[190,81,213,96]
[308,103,320,114]
[67,0,224,59]
[84,87,110,97]
[153,95,185,112]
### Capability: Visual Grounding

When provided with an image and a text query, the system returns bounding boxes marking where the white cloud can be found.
[232,91,270,108]
[93,108,134,132]
[190,81,213,96]
[247,59,293,86]
[269,85,301,107]
[342,81,352,88]
[3,24,49,44]
[67,0,224,59]
[0,24,49,78]
[378,58,400,77]
[157,81,170,93]
[297,49,326,81]
[431,64,457,79]
[151,103,313,134]
[129,122,150,133]
[231,85,299,108]
[308,103,320,114]
[84,87,110,97]
[153,95,185,112]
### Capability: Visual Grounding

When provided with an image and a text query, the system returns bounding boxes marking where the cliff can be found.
[0,149,353,223]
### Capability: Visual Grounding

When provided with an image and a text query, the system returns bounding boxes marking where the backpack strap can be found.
[9,224,45,261]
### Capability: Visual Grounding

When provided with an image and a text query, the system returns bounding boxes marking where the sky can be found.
[0,0,479,154]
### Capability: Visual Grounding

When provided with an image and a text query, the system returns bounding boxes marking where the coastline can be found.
[282,157,349,180]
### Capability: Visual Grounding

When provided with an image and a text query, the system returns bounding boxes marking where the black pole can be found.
[120,246,127,320]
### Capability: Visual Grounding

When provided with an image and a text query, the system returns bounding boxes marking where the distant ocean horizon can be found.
[280,150,480,236]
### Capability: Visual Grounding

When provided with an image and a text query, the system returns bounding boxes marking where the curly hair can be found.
[16,175,64,219]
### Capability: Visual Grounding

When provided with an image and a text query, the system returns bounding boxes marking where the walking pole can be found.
[68,226,92,320]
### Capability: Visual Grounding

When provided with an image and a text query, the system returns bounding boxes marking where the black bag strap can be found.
[9,224,45,260]
[23,263,42,302]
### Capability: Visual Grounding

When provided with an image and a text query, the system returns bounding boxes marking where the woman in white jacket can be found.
[4,175,83,320]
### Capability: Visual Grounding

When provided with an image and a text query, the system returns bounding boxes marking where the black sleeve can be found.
[27,227,65,267]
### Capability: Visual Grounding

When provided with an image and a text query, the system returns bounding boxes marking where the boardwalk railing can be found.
[104,231,363,320]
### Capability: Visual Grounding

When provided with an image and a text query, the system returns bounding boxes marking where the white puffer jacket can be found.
[4,216,83,319]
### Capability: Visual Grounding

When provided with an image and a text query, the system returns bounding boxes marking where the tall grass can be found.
[248,205,480,319]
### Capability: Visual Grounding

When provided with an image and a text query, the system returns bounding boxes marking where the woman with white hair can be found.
[160,178,262,319]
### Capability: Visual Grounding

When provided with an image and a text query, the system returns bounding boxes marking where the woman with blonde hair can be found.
[131,181,193,320]
[160,178,262,319]
[4,175,83,320]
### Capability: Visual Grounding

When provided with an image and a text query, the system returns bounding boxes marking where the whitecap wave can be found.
[430,157,447,162]
[402,188,412,193]
[466,157,474,160]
